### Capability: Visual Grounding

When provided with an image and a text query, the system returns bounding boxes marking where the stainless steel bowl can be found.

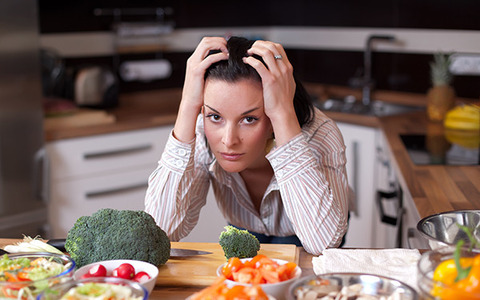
[288,273,418,300]
[417,210,480,249]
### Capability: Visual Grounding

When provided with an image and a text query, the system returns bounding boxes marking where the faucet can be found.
[362,34,396,106]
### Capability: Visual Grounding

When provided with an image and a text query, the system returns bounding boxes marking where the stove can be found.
[400,134,480,165]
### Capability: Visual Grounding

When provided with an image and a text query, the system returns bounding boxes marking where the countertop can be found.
[43,84,480,222]
[379,111,480,218]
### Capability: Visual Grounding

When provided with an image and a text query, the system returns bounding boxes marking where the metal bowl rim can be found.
[289,272,418,297]
[416,210,480,245]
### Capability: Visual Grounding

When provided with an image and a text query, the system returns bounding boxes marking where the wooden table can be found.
[0,239,314,300]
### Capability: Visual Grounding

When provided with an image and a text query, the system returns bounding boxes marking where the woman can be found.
[145,36,350,255]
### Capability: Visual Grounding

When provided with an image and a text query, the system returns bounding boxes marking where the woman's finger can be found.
[191,37,228,61]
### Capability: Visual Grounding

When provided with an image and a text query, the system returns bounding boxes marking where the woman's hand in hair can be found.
[243,40,301,146]
[174,37,228,143]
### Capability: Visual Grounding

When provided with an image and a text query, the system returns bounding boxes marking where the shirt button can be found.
[175,160,184,167]
[178,149,187,156]
[276,170,284,177]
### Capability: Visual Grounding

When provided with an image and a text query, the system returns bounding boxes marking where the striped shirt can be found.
[145,108,349,255]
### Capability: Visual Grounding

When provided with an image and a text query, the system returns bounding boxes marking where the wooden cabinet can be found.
[46,125,226,241]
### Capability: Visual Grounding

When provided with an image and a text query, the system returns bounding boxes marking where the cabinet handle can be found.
[350,141,359,216]
[376,187,404,248]
[33,147,49,204]
[86,183,148,199]
[376,190,399,226]
[83,144,152,159]
[406,228,416,249]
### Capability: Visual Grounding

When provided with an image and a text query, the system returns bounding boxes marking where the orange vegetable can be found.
[190,276,269,300]
[222,257,243,280]
[222,255,297,284]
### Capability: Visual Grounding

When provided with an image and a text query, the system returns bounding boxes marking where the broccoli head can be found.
[219,225,260,260]
[65,208,170,268]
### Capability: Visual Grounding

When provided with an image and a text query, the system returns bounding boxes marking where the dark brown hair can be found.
[205,36,314,127]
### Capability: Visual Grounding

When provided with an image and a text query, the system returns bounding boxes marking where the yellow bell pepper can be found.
[432,256,475,299]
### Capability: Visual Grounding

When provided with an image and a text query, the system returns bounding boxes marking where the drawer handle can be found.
[86,183,148,199]
[84,144,152,159]
[376,190,399,226]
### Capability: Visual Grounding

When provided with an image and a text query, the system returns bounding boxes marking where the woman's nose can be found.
[222,124,240,147]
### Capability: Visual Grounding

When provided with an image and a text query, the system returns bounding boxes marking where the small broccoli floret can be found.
[65,208,171,268]
[219,225,260,260]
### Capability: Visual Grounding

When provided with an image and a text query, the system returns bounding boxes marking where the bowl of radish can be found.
[74,259,158,294]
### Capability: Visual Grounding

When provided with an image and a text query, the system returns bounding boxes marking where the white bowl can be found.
[74,259,158,294]
[216,258,301,300]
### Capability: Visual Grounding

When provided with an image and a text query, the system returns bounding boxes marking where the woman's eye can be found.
[243,116,258,124]
[206,114,222,122]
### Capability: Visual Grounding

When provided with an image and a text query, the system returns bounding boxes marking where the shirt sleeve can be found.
[266,114,349,255]
[144,129,210,241]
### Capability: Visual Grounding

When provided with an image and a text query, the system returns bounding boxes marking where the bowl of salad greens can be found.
[0,252,75,300]
[37,277,148,300]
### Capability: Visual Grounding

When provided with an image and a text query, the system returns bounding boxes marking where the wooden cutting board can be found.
[156,242,299,287]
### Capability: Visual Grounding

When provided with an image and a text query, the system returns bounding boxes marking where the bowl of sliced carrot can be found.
[216,254,301,300]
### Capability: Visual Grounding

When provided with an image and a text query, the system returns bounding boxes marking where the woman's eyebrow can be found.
[241,107,261,116]
[204,105,220,114]
[204,105,261,116]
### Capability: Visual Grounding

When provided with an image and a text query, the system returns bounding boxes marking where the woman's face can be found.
[203,78,273,173]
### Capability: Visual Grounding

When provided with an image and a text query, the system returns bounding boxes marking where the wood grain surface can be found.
[379,111,480,218]
[156,242,299,287]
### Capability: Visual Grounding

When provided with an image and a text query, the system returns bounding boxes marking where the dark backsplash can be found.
[39,0,480,98]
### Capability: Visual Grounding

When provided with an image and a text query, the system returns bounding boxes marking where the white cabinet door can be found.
[401,190,430,249]
[48,167,152,237]
[337,123,377,248]
[47,127,171,180]
[47,126,173,238]
[337,123,399,248]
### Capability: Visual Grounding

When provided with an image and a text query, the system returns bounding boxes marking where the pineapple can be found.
[427,52,455,122]
[430,53,453,86]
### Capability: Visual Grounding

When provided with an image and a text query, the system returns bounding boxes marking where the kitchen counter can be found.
[379,111,480,218]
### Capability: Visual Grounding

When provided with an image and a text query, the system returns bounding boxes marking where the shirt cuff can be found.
[266,132,315,181]
[161,130,195,172]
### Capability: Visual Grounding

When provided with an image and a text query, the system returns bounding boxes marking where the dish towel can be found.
[312,248,421,291]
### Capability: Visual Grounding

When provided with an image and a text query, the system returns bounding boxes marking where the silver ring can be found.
[274,55,283,60]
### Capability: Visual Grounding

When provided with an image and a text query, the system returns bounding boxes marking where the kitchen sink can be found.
[315,97,423,117]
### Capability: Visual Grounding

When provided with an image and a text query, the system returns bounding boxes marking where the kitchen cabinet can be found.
[46,126,172,238]
[377,131,429,249]
[338,123,397,248]
[46,125,226,241]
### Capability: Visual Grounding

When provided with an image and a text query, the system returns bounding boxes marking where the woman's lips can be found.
[220,152,244,161]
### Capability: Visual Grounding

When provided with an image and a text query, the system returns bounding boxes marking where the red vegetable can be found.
[133,271,151,283]
[113,263,136,280]
[88,264,107,277]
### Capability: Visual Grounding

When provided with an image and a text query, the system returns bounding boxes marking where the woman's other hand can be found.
[174,37,229,143]
[243,41,301,146]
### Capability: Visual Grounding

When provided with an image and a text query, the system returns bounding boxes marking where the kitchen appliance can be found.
[74,65,119,109]
[400,134,480,165]
[0,0,48,237]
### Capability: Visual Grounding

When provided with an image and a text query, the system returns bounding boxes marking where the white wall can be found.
[41,26,480,58]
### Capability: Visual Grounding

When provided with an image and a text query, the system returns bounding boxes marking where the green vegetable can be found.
[65,208,171,268]
[219,226,260,260]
